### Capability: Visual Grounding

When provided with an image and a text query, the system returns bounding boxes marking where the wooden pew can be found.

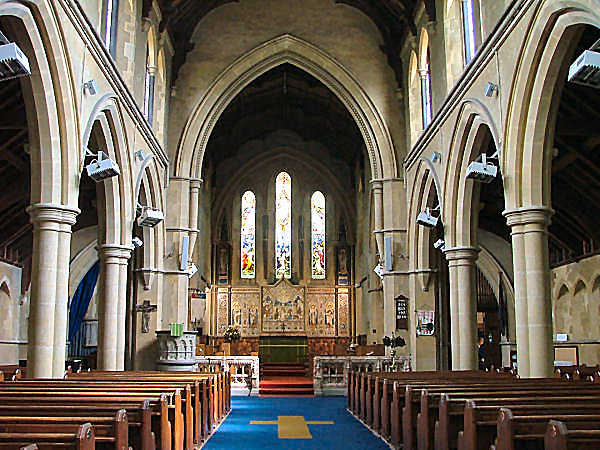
[494,408,600,450]
[435,393,600,450]
[0,422,95,450]
[415,382,600,450]
[545,420,600,450]
[0,410,127,450]
[0,392,173,450]
[2,380,196,447]
[0,402,154,450]
[64,370,230,442]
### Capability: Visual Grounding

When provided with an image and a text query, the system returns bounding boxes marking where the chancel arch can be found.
[174,34,397,182]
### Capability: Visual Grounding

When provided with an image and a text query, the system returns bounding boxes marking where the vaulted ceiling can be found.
[152,0,436,86]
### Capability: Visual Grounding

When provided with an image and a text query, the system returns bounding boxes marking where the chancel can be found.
[0,0,599,449]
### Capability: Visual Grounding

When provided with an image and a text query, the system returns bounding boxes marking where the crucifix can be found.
[135,300,157,333]
[280,322,286,332]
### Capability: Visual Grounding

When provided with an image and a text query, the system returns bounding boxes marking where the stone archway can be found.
[174,34,397,182]
[502,2,600,377]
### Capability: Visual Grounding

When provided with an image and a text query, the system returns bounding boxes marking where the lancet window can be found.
[241,191,256,279]
[275,172,292,279]
[311,191,325,279]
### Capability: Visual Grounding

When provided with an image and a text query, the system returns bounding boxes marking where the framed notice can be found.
[395,295,408,330]
[416,310,435,336]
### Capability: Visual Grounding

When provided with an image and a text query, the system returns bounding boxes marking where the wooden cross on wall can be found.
[136,300,157,333]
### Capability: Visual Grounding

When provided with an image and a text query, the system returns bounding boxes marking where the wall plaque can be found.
[395,295,408,330]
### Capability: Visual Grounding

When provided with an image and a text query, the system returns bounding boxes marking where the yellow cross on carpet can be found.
[250,415,334,439]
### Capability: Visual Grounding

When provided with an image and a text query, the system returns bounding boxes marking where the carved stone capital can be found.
[503,206,553,228]
[27,203,80,226]
[444,246,479,265]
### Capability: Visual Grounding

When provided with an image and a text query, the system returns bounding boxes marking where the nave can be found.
[204,396,388,449]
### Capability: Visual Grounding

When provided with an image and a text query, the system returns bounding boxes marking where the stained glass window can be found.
[241,191,256,279]
[311,191,325,279]
[275,172,292,278]
[462,0,477,64]
[421,52,432,128]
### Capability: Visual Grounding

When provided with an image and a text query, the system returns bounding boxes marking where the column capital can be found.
[27,203,80,225]
[444,246,479,263]
[503,206,553,227]
[99,244,132,262]
[369,179,383,191]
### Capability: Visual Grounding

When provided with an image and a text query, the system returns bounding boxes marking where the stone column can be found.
[164,177,193,328]
[97,244,130,370]
[52,210,79,378]
[27,204,79,378]
[504,207,554,378]
[188,179,202,256]
[445,247,479,370]
[116,248,132,371]
[370,180,384,262]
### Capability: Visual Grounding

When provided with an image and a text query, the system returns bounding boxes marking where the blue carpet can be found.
[204,396,388,449]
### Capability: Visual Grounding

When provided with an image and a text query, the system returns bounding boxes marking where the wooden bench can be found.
[545,420,600,450]
[0,410,126,450]
[0,402,153,450]
[493,408,600,450]
[434,393,600,450]
[0,422,95,449]
[0,391,174,450]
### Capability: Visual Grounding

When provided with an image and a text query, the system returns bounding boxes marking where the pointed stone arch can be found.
[174,34,397,181]
[503,2,600,209]
[444,100,501,249]
[0,0,80,207]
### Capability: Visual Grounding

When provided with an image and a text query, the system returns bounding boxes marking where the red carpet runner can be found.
[259,362,314,396]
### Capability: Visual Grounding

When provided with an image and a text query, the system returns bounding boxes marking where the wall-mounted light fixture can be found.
[85,149,121,181]
[484,82,499,97]
[0,30,30,82]
[83,79,99,96]
[466,152,498,183]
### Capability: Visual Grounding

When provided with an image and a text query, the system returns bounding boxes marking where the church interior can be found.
[0,0,599,448]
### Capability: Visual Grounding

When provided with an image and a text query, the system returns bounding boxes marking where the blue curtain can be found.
[68,261,100,342]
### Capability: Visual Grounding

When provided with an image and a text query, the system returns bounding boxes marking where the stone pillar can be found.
[116,248,132,371]
[188,179,202,256]
[97,244,130,370]
[164,177,194,328]
[53,212,79,378]
[504,207,554,378]
[370,180,384,262]
[445,247,479,370]
[27,204,79,378]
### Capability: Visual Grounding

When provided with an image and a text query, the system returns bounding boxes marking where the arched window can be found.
[462,0,477,63]
[420,51,432,128]
[102,0,118,57]
[311,191,325,279]
[143,45,156,126]
[275,172,292,279]
[241,191,256,279]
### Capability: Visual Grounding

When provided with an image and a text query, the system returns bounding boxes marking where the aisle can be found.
[204,396,388,449]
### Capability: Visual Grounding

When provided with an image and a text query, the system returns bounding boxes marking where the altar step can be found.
[259,376,314,396]
[260,362,307,378]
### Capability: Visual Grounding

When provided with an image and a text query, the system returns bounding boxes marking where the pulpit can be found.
[156,330,198,371]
